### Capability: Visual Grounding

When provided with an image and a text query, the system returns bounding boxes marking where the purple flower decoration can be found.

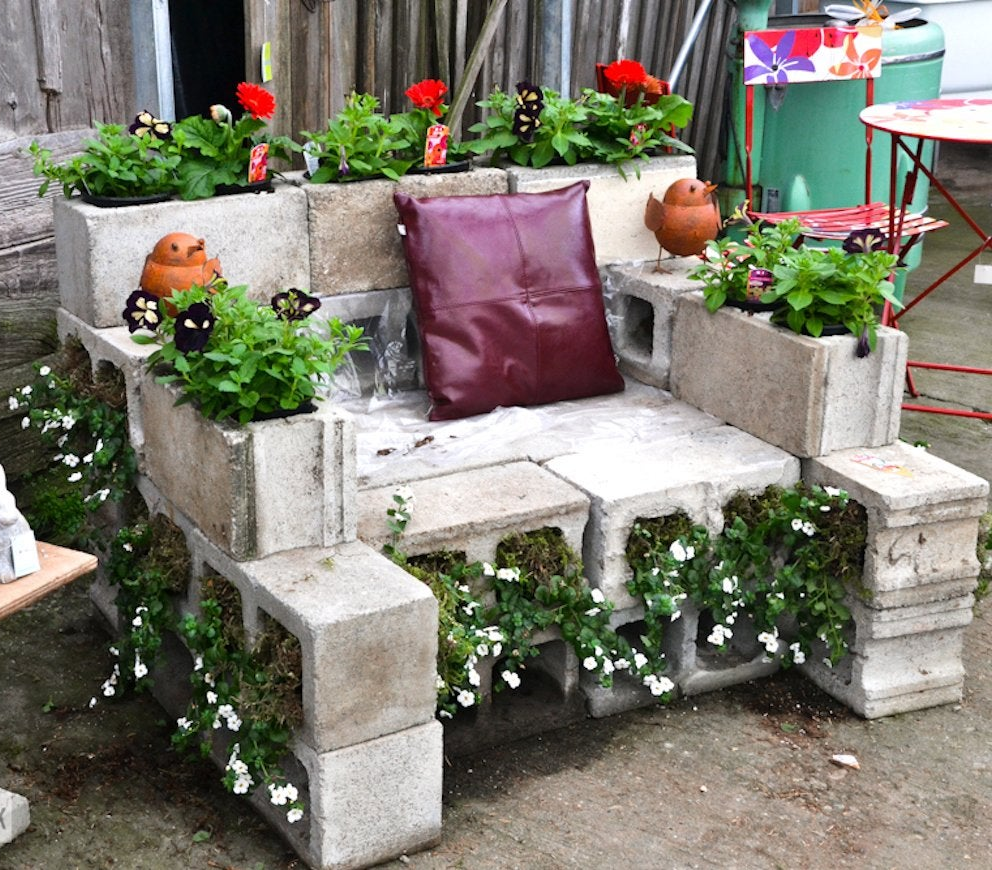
[271,288,321,322]
[174,302,215,353]
[856,326,871,358]
[843,227,888,254]
[744,31,816,85]
[122,290,162,333]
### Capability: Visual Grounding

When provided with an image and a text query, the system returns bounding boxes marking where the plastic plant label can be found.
[248,143,269,183]
[11,530,40,578]
[424,124,449,167]
[974,263,992,284]
[261,42,273,82]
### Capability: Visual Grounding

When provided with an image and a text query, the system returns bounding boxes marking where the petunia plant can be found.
[124,280,366,425]
[170,81,294,199]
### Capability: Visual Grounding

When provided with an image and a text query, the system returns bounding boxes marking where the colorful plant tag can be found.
[747,267,774,299]
[424,124,449,167]
[248,143,269,183]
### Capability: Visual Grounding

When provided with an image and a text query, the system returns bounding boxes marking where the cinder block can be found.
[293,722,443,870]
[187,535,439,755]
[505,155,698,264]
[304,167,509,296]
[54,183,310,328]
[670,292,909,457]
[604,260,703,388]
[805,442,989,607]
[546,425,799,608]
[357,461,589,564]
[0,787,30,845]
[140,376,357,561]
[800,620,969,718]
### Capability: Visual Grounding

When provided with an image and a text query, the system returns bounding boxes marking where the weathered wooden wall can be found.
[1,0,135,478]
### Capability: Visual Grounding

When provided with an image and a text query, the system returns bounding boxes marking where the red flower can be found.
[236,82,276,120]
[604,59,648,89]
[405,79,448,117]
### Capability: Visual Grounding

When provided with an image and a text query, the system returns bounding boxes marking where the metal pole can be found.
[667,0,716,91]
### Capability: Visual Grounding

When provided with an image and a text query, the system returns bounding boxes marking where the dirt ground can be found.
[2,142,991,869]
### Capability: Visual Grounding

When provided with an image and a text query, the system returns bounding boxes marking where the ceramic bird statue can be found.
[644,178,722,269]
[139,232,223,301]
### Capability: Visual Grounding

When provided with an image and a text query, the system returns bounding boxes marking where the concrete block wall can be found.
[801,441,989,717]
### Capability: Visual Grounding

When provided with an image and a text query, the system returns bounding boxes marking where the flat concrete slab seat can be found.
[340,378,724,491]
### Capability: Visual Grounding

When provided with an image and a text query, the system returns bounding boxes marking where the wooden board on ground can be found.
[0,541,97,620]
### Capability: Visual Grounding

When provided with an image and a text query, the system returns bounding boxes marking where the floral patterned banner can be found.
[743,25,882,86]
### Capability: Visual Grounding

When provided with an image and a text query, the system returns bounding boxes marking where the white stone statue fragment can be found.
[0,462,33,583]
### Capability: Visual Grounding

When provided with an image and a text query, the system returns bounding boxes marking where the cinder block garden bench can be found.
[49,160,989,869]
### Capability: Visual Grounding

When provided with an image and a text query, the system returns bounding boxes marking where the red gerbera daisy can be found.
[236,82,276,120]
[604,59,649,89]
[405,79,448,117]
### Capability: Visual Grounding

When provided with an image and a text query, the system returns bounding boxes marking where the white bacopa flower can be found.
[88,697,98,709]
[132,613,143,628]
[63,453,80,467]
[233,775,253,794]
[582,656,598,671]
[475,643,489,657]
[134,657,148,679]
[602,659,615,675]
[61,414,76,430]
[722,576,737,594]
[177,716,193,730]
[669,540,688,563]
[269,783,288,805]
[707,624,733,646]
[109,646,119,656]
[585,607,601,617]
[456,689,475,708]
[725,612,736,625]
[633,652,648,670]
[204,672,216,687]
[206,690,218,705]
[467,668,481,687]
[789,642,806,665]
[757,630,780,655]
[39,365,51,376]
[287,808,304,824]
[491,642,503,657]
[284,783,298,803]
[21,417,30,429]
[590,588,606,604]
[820,505,831,512]
[8,396,19,411]
[193,655,204,671]
[614,658,630,670]
[482,562,495,577]
[83,452,93,464]
[20,385,31,396]
[790,518,803,532]
[496,567,520,582]
[802,521,816,537]
[122,542,133,552]
[67,471,82,483]
[824,485,841,497]
[501,670,521,689]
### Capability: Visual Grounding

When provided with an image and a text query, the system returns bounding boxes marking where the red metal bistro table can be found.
[860,98,992,420]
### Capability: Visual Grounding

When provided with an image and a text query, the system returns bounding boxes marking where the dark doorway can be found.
[169,0,246,118]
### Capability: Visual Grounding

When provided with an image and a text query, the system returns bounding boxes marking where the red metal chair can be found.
[741,25,947,253]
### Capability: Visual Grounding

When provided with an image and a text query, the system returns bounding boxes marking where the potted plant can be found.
[461,61,693,176]
[170,82,295,200]
[124,280,365,424]
[300,92,418,183]
[689,215,801,312]
[28,119,180,205]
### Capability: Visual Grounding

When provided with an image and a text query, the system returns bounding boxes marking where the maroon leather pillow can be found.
[393,181,624,421]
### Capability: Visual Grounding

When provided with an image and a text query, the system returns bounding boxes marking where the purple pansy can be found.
[173,302,215,354]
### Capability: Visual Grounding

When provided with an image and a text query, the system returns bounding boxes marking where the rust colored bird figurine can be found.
[139,232,223,302]
[644,178,722,270]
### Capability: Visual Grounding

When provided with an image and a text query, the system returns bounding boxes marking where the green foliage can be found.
[689,218,802,311]
[767,242,902,351]
[301,92,418,183]
[175,576,304,822]
[385,491,675,715]
[976,513,992,603]
[170,113,294,200]
[8,337,137,545]
[461,86,693,174]
[627,483,867,669]
[135,282,366,425]
[28,122,179,198]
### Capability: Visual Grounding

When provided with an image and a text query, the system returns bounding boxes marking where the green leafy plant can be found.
[301,92,418,183]
[8,337,137,540]
[28,121,179,199]
[627,483,867,669]
[126,281,366,425]
[98,520,305,823]
[170,82,294,199]
[385,490,675,716]
[689,215,801,311]
[461,76,692,175]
